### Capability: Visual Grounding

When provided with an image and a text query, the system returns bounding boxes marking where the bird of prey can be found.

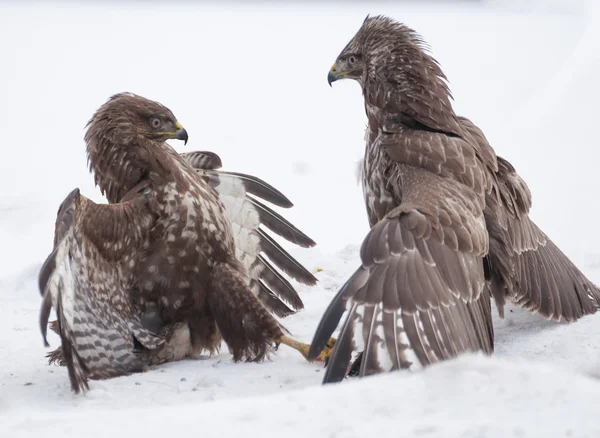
[309,15,600,382]
[38,93,330,393]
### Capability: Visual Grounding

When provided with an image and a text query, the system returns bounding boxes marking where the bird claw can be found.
[308,337,337,363]
[277,335,337,363]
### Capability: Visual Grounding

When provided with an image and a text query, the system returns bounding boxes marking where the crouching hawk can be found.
[38,93,332,393]
[309,15,600,382]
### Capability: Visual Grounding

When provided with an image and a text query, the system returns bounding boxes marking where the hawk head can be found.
[85,92,189,147]
[327,15,441,89]
[84,92,190,203]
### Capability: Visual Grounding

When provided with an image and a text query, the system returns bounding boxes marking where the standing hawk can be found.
[309,15,600,382]
[38,93,330,393]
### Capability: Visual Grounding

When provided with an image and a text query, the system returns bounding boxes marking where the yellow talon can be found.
[312,337,336,362]
[278,336,336,362]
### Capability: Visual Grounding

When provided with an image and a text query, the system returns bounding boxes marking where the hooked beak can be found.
[328,70,340,87]
[174,121,188,145]
[328,63,343,87]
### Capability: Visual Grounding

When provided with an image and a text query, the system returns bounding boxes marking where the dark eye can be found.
[151,118,161,129]
[348,55,357,65]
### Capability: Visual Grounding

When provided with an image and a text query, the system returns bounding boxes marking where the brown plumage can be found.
[180,150,317,317]
[39,93,319,393]
[309,15,600,382]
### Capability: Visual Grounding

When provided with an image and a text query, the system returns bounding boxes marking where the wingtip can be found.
[303,270,319,286]
[71,379,90,395]
[273,196,294,209]
[306,276,319,286]
[38,249,58,297]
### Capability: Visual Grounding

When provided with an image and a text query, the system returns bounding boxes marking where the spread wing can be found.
[309,165,493,383]
[38,188,163,393]
[459,117,600,321]
[181,151,317,317]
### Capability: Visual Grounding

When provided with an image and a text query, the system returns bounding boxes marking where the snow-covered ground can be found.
[2,1,600,436]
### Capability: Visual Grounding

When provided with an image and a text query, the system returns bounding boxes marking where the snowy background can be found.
[1,0,600,436]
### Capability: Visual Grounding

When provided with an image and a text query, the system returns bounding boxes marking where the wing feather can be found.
[38,189,163,393]
[257,229,317,285]
[252,280,295,318]
[216,171,294,209]
[309,190,493,382]
[249,197,316,248]
[321,302,359,383]
[182,150,317,317]
[179,150,223,170]
[358,304,380,377]
[254,255,304,310]
[181,151,294,208]
[459,115,600,322]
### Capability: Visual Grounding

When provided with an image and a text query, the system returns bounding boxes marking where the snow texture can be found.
[2,1,600,436]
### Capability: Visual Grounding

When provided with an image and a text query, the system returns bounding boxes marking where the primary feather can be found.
[181,151,317,315]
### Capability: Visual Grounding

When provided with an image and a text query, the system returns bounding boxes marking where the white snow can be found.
[2,0,600,436]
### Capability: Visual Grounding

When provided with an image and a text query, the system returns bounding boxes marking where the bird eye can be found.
[348,55,357,65]
[150,118,161,129]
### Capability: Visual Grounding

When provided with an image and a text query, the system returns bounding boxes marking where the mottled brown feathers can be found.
[39,93,316,392]
[310,15,600,382]
[183,151,317,315]
[85,94,177,204]
[209,262,285,361]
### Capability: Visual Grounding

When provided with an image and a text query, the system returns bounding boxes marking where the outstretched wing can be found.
[458,117,600,321]
[485,157,600,320]
[39,188,163,393]
[309,166,493,383]
[181,151,317,318]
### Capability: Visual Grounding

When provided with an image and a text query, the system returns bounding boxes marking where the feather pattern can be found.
[40,94,301,392]
[179,151,223,170]
[182,150,317,315]
[311,187,494,382]
[38,188,164,393]
[310,15,599,382]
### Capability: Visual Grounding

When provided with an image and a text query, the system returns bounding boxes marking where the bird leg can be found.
[277,335,336,362]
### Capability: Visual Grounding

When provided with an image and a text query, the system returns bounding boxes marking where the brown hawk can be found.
[38,93,330,393]
[309,15,600,382]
